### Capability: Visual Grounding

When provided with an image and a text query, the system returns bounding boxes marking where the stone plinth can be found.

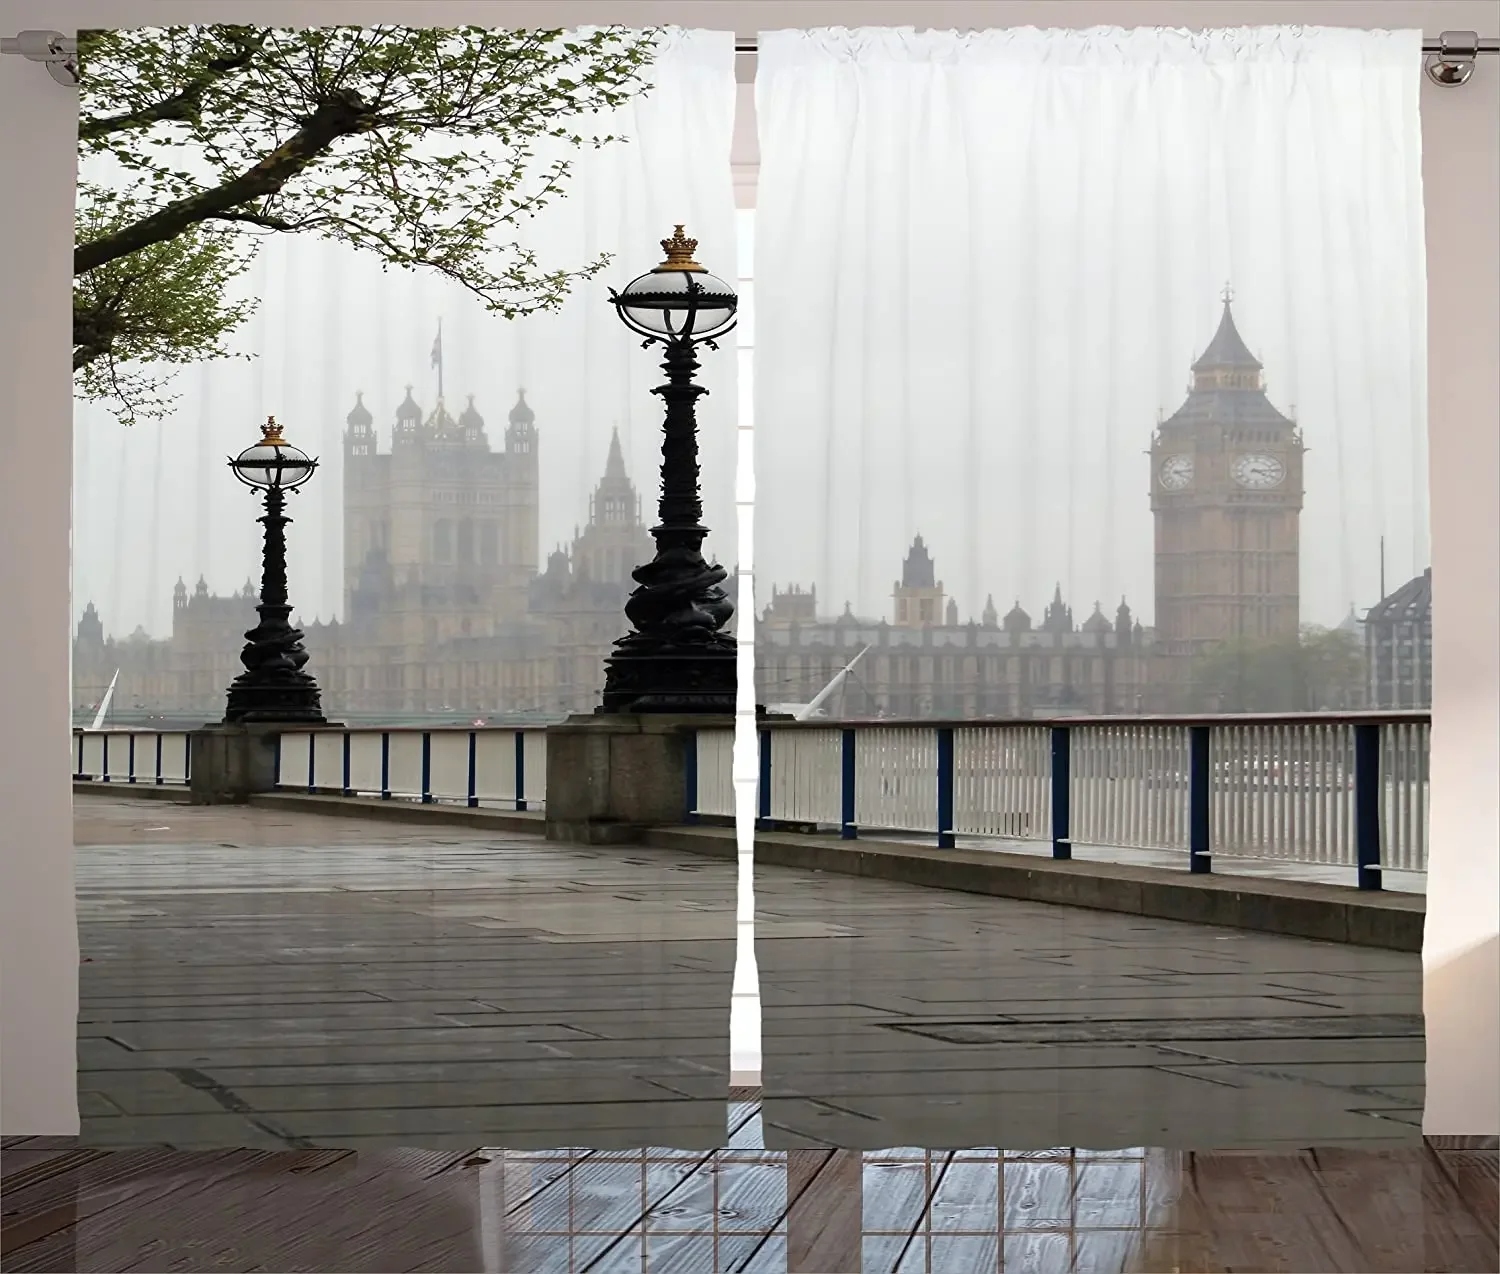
[187,724,282,805]
[545,713,733,844]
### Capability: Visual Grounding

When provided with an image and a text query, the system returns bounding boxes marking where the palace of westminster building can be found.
[73,300,1430,720]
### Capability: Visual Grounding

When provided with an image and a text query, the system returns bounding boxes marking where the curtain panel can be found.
[752,24,1428,1150]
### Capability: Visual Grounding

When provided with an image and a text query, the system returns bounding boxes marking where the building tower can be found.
[1150,289,1305,667]
[504,390,540,585]
[571,428,652,586]
[341,374,543,645]
[342,391,385,613]
[893,535,945,628]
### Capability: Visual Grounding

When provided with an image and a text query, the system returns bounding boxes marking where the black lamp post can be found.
[222,416,328,725]
[599,225,739,714]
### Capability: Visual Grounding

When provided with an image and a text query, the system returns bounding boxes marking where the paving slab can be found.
[73,798,735,1150]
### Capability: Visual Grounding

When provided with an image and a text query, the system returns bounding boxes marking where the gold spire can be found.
[653,224,705,273]
[259,416,288,445]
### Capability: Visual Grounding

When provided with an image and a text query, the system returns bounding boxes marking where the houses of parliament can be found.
[74,386,657,719]
[73,299,1428,720]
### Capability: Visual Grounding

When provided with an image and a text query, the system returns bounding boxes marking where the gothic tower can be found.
[1150,290,1304,666]
[572,428,652,585]
[504,390,540,584]
[893,535,945,628]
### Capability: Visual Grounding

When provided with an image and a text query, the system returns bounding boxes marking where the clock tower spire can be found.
[1150,291,1305,686]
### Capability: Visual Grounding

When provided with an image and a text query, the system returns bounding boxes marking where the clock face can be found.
[1158,454,1193,491]
[1232,453,1287,489]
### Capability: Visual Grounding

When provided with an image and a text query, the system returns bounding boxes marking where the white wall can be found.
[2,0,1495,1137]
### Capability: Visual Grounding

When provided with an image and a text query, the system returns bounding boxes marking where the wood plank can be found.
[1181,1149,1374,1273]
[1427,1149,1500,1250]
[106,1150,481,1274]
[0,1149,112,1194]
[787,1150,862,1274]
[2,1148,467,1273]
[2,1148,243,1256]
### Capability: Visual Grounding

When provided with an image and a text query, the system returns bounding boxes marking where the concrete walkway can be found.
[75,798,737,1150]
[73,794,1422,1153]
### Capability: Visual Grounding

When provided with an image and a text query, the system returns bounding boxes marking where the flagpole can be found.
[436,317,444,402]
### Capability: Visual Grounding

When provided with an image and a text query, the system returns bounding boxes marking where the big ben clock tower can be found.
[1150,288,1305,674]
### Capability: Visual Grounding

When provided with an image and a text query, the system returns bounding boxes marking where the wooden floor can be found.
[3,1101,1495,1272]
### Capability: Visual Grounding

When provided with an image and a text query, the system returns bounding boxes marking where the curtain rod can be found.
[734,31,1499,85]
[734,35,1499,54]
[7,30,1497,90]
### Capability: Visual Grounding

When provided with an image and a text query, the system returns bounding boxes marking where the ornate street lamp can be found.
[600,225,739,713]
[221,417,328,724]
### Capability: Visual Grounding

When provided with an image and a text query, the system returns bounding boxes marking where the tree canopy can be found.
[1187,624,1367,713]
[74,24,658,422]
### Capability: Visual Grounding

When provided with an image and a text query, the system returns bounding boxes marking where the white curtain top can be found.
[757,26,1422,70]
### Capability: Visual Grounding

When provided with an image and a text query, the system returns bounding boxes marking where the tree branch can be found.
[78,28,267,143]
[205,210,320,232]
[75,89,377,276]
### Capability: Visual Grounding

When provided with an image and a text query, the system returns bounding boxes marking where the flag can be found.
[430,325,443,369]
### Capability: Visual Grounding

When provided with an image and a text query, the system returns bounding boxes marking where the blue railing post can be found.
[684,729,700,824]
[306,734,316,793]
[1353,722,1383,891]
[154,732,164,785]
[1189,725,1213,874]
[840,728,858,840]
[380,732,391,800]
[273,734,283,788]
[936,727,956,849]
[421,731,433,804]
[514,731,527,812]
[127,733,136,784]
[1050,726,1072,860]
[75,731,83,780]
[342,732,353,797]
[467,731,479,808]
[101,734,110,784]
[756,727,772,830]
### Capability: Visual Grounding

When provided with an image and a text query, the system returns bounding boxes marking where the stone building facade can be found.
[756,538,1155,719]
[754,296,1323,719]
[73,389,655,720]
[75,300,1400,723]
[1363,567,1432,709]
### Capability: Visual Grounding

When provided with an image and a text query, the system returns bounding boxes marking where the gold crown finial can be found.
[260,415,287,445]
[655,224,705,273]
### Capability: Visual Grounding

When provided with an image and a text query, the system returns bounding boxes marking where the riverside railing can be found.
[273,726,548,809]
[72,728,192,786]
[74,714,1430,887]
[687,712,1430,889]
[74,725,549,811]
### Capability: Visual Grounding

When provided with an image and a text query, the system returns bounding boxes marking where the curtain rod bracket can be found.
[1426,31,1486,86]
[1,31,78,86]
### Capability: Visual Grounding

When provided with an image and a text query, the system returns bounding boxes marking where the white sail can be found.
[771,645,873,721]
[90,669,120,731]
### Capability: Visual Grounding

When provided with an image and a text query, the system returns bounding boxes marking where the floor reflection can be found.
[6,1101,1495,1272]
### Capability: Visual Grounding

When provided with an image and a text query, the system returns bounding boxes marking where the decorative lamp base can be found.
[598,641,737,715]
[223,677,328,726]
